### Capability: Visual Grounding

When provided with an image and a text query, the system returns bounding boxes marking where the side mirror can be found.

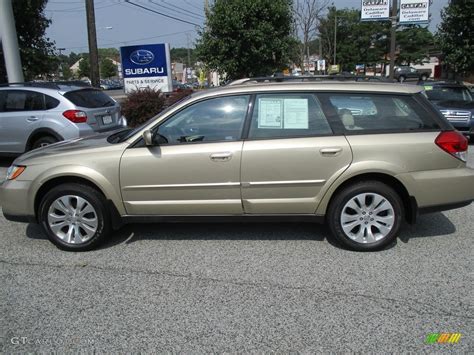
[143,129,153,146]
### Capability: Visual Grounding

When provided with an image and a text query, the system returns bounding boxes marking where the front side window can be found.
[0,90,45,112]
[322,93,440,132]
[156,95,250,144]
[248,93,332,139]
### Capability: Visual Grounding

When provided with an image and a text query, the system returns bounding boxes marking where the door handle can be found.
[320,147,342,156]
[27,116,39,122]
[210,152,232,162]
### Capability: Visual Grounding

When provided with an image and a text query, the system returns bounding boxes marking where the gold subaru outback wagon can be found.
[1,81,473,251]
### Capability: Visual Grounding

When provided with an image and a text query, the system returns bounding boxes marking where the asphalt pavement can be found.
[0,146,473,353]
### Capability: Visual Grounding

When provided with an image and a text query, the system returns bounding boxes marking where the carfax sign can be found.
[399,0,430,24]
[361,0,390,21]
[120,43,172,94]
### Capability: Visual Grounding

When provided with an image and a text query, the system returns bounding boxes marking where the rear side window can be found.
[45,94,60,109]
[320,93,440,132]
[248,93,332,139]
[0,90,46,112]
[64,89,114,108]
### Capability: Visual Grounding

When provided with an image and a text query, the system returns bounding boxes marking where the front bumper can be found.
[0,179,36,223]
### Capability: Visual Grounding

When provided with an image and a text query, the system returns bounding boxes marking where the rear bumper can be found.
[397,167,474,209]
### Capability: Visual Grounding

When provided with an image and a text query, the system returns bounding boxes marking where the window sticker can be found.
[424,85,433,91]
[258,98,283,128]
[283,98,308,129]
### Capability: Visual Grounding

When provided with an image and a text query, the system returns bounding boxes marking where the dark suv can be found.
[421,81,474,140]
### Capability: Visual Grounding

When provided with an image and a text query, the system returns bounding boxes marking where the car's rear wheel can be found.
[420,74,428,81]
[327,181,403,251]
[398,75,406,83]
[38,183,111,251]
[31,135,59,150]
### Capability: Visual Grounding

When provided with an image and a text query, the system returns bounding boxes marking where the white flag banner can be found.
[399,0,430,24]
[361,0,390,21]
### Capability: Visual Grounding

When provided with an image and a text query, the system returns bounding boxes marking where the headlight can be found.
[6,165,26,180]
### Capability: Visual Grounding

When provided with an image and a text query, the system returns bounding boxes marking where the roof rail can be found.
[227,75,396,86]
[0,80,92,89]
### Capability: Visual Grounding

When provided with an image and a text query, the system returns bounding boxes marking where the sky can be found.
[44,0,449,55]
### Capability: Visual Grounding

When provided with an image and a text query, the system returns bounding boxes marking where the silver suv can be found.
[0,82,124,154]
[1,81,473,252]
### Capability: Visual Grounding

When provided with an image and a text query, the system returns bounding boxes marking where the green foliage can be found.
[100,58,117,78]
[0,0,57,82]
[196,0,297,79]
[319,7,390,71]
[396,26,433,65]
[78,57,91,78]
[437,0,474,74]
[170,47,196,66]
[98,48,120,62]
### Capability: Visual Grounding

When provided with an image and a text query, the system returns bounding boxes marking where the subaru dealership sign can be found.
[120,43,172,94]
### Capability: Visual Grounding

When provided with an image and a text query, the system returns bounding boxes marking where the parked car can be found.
[421,81,474,140]
[0,82,125,155]
[1,81,473,252]
[393,66,432,82]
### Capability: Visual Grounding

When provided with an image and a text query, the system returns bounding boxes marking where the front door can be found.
[241,93,352,214]
[0,90,45,153]
[120,95,250,215]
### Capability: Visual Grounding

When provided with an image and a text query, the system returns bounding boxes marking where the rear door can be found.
[0,89,46,153]
[241,93,352,214]
[63,89,121,131]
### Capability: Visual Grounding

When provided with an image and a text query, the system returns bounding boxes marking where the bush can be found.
[121,88,193,127]
[121,88,165,127]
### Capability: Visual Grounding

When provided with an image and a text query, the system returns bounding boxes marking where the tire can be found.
[420,74,428,81]
[31,135,59,150]
[327,181,403,251]
[38,183,111,251]
[398,76,406,83]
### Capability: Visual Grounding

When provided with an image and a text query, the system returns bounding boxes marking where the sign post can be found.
[120,43,173,94]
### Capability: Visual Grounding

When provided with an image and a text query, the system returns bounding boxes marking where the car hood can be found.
[14,133,122,165]
[432,100,474,111]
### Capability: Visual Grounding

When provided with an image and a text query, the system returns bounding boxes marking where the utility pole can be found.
[85,0,100,87]
[388,0,398,79]
[333,11,337,65]
[0,0,24,83]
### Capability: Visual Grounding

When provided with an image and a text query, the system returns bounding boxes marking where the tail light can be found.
[63,110,87,123]
[435,131,468,162]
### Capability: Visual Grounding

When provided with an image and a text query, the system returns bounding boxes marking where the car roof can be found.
[0,81,95,94]
[190,81,423,99]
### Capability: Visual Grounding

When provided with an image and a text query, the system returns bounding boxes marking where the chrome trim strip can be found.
[123,182,240,190]
[243,179,326,187]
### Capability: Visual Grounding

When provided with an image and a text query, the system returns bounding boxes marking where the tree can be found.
[396,26,433,66]
[437,0,474,74]
[170,47,196,66]
[100,58,117,79]
[196,0,298,79]
[0,0,57,82]
[78,57,91,78]
[318,8,389,71]
[293,0,329,70]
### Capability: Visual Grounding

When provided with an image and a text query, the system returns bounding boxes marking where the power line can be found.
[62,30,193,50]
[161,0,205,19]
[149,0,204,21]
[124,0,201,26]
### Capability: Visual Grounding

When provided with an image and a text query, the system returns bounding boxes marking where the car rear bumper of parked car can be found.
[396,167,474,210]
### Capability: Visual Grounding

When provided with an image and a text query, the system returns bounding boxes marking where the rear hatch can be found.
[63,88,121,131]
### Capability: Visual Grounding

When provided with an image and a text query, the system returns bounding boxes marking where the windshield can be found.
[425,86,473,102]
[109,94,193,143]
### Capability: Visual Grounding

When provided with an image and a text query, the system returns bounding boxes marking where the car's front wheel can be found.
[327,181,403,251]
[38,183,111,251]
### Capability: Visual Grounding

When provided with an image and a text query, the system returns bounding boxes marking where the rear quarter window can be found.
[319,93,440,133]
[64,89,115,108]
